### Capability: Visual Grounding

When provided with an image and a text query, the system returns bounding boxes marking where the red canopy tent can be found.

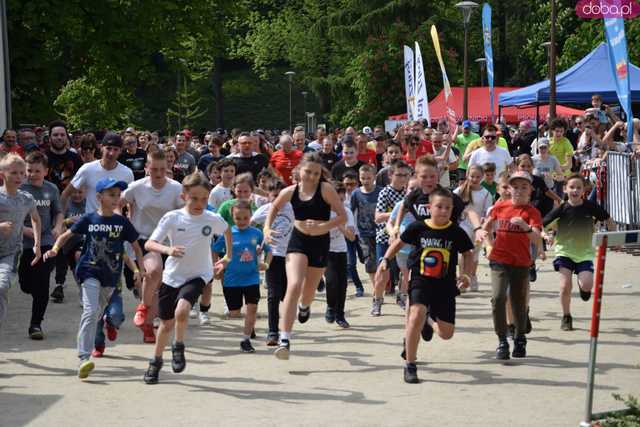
[389,87,585,124]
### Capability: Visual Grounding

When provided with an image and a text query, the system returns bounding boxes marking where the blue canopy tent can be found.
[498,43,640,121]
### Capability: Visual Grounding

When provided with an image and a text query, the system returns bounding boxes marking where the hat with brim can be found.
[96,177,128,193]
[508,171,532,185]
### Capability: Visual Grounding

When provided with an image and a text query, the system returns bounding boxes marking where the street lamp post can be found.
[285,71,296,134]
[475,57,486,87]
[456,1,479,121]
[301,91,308,133]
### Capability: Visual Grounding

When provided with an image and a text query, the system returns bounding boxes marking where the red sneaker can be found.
[105,322,118,341]
[91,345,105,358]
[142,324,156,344]
[134,304,148,327]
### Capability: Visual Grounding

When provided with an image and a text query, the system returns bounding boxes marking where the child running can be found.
[378,188,474,383]
[251,181,294,346]
[18,152,63,339]
[44,177,144,379]
[542,174,613,331]
[143,172,231,384]
[481,171,542,360]
[208,158,236,211]
[213,200,271,352]
[264,152,346,360]
[0,154,42,331]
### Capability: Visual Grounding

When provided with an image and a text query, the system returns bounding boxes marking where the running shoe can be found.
[240,339,256,353]
[336,317,350,329]
[144,358,162,385]
[512,335,527,358]
[133,304,148,327]
[401,338,406,360]
[297,305,310,323]
[355,287,364,297]
[421,317,434,342]
[325,307,336,323]
[496,339,510,360]
[189,307,198,319]
[198,311,210,326]
[370,298,382,317]
[142,324,156,344]
[171,342,186,373]
[561,314,573,331]
[317,281,325,293]
[404,363,419,384]
[529,265,537,283]
[579,288,592,301]
[274,339,290,360]
[78,360,95,379]
[28,325,44,340]
[91,345,105,358]
[105,319,118,341]
[50,285,64,303]
[266,332,279,346]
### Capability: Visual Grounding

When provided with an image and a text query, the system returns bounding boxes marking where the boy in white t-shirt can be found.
[143,172,231,384]
[208,158,236,210]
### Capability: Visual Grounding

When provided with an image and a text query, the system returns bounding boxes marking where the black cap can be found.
[102,132,123,147]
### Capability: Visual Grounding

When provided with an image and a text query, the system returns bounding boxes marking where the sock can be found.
[200,304,210,313]
[406,362,416,368]
[298,304,309,310]
[279,331,290,341]
[243,335,250,340]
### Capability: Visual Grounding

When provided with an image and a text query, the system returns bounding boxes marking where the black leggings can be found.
[325,252,348,317]
[19,246,55,326]
[265,256,287,334]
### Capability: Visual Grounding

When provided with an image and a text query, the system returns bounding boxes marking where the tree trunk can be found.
[212,56,224,129]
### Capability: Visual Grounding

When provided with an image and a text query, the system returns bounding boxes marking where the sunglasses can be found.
[483,135,497,140]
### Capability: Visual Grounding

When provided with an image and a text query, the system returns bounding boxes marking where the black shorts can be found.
[223,285,260,311]
[357,235,377,273]
[408,282,456,325]
[138,238,168,264]
[158,278,206,320]
[286,227,330,268]
[553,256,594,275]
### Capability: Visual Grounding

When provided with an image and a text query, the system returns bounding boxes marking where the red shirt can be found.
[270,149,303,185]
[417,140,434,157]
[357,149,377,165]
[488,200,543,267]
[0,143,24,158]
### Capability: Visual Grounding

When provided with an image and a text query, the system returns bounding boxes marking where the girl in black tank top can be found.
[262,152,347,360]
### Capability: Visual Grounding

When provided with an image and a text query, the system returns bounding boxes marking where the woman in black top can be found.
[264,152,347,360]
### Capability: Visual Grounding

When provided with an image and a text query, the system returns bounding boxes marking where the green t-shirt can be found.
[455,132,479,170]
[548,137,574,176]
[481,180,497,198]
[542,201,610,262]
[217,199,257,226]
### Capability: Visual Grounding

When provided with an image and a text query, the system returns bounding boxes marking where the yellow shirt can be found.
[548,137,574,176]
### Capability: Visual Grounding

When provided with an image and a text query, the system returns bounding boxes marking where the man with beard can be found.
[45,121,82,192]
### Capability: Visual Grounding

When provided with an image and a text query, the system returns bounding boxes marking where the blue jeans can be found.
[95,291,125,348]
[347,238,363,290]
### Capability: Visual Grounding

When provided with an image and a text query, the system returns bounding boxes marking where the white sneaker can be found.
[223,301,229,316]
[198,311,210,326]
[153,317,160,328]
[189,307,198,319]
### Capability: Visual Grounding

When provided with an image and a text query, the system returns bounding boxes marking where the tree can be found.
[166,77,208,134]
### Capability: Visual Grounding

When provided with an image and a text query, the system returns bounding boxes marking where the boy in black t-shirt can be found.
[378,188,474,384]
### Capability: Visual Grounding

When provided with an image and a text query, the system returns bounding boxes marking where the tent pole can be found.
[498,105,501,124]
[536,103,540,138]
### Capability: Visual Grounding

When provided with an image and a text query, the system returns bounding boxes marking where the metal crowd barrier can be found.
[604,152,640,228]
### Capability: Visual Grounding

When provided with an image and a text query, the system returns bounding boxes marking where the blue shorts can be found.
[553,257,594,275]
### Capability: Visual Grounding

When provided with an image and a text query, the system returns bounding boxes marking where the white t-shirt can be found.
[122,177,184,239]
[468,146,513,176]
[70,160,134,214]
[329,208,355,253]
[434,146,458,188]
[150,208,228,288]
[532,155,562,189]
[251,202,294,257]
[208,184,232,210]
[453,186,493,237]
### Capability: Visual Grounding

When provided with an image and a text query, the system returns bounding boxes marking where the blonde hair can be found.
[457,164,484,204]
[234,172,255,189]
[182,171,211,192]
[0,153,26,171]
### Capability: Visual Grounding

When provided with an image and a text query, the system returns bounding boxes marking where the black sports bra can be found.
[291,184,331,221]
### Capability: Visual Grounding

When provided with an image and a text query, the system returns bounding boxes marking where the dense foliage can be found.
[7,0,640,131]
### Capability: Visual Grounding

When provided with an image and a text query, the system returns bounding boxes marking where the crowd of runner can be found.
[0,92,633,384]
